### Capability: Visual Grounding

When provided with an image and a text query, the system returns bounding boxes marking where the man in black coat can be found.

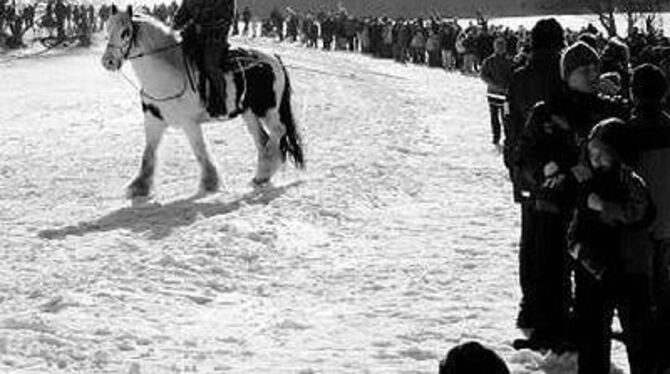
[506,19,566,342]
[621,63,670,374]
[174,0,236,116]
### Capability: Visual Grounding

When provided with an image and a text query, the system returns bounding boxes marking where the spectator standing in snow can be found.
[480,37,513,146]
[622,63,670,374]
[54,0,67,40]
[568,118,651,374]
[515,40,630,353]
[505,18,565,343]
[242,6,251,37]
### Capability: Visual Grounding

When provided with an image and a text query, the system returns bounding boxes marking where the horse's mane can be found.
[132,13,180,51]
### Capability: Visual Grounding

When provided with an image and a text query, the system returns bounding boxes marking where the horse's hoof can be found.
[251,177,271,188]
[126,182,151,199]
[130,195,153,207]
[201,179,220,193]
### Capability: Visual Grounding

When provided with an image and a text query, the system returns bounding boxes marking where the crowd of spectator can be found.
[259,7,670,373]
[258,7,670,79]
[0,0,114,47]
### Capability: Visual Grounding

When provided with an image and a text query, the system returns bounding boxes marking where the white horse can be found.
[101,5,304,198]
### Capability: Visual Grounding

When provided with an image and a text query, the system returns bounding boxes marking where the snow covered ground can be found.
[0,37,628,373]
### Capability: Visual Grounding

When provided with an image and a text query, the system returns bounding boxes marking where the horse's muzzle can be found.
[101,54,121,71]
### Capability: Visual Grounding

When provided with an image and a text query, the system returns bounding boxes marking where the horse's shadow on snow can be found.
[38,181,304,241]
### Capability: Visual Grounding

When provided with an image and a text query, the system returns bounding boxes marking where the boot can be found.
[206,69,228,117]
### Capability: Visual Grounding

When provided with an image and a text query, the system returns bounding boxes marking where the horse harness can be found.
[110,20,271,105]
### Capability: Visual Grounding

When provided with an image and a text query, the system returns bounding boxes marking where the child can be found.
[514,102,579,351]
[568,117,652,374]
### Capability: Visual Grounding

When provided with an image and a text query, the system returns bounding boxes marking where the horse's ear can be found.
[111,4,117,15]
[127,5,133,18]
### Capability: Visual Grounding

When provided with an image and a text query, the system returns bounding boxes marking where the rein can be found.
[112,20,190,102]
[127,42,182,60]
[119,70,189,102]
[110,19,271,104]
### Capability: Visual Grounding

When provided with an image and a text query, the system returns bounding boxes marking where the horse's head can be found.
[101,5,135,71]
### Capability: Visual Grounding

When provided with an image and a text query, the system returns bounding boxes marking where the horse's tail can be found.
[276,55,305,169]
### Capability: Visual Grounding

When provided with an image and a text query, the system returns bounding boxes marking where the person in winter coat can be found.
[269,6,284,41]
[173,0,236,116]
[513,40,630,352]
[600,38,631,100]
[409,25,426,64]
[396,21,410,64]
[321,15,334,49]
[54,0,67,39]
[440,23,458,70]
[241,6,251,36]
[480,37,513,145]
[622,63,670,374]
[426,29,442,67]
[553,42,630,140]
[461,29,478,74]
[506,18,566,339]
[568,118,652,374]
[507,19,565,201]
[514,100,581,352]
[382,21,394,58]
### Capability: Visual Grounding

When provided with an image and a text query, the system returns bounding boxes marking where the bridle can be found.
[106,22,137,60]
[107,20,187,102]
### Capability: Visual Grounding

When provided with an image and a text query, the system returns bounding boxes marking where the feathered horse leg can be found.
[183,122,220,193]
[242,111,275,186]
[127,110,167,198]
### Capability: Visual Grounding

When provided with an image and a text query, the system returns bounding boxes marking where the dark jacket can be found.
[625,105,670,240]
[174,0,235,29]
[568,166,651,280]
[517,102,580,212]
[507,50,563,155]
[550,89,631,142]
[481,53,513,96]
[505,49,563,201]
[514,87,629,205]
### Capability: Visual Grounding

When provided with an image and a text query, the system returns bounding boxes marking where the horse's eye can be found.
[121,29,130,39]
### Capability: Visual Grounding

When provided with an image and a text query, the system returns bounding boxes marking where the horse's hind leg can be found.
[183,123,220,193]
[127,113,167,198]
[259,108,287,177]
[242,111,276,185]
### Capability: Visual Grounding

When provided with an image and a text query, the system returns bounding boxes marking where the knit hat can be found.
[531,18,565,51]
[588,117,627,156]
[577,32,599,50]
[560,41,601,81]
[601,37,630,65]
[631,63,668,102]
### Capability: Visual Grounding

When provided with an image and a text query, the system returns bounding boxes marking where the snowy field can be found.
[0,37,628,373]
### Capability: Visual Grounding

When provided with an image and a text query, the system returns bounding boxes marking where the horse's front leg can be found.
[183,123,219,193]
[127,112,167,198]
